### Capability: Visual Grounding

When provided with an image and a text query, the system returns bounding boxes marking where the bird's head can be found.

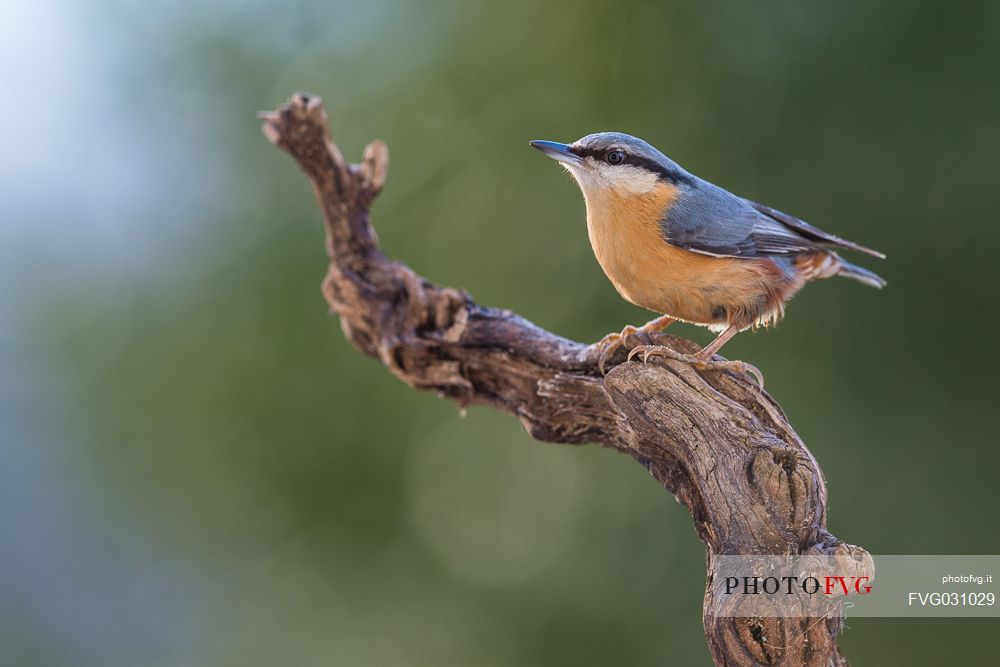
[530,132,691,200]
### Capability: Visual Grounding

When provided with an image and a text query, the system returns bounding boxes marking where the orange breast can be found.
[583,183,792,330]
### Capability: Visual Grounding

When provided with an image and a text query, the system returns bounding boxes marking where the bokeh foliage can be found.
[2,1,999,664]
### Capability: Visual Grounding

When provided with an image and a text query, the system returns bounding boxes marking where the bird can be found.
[530,132,885,386]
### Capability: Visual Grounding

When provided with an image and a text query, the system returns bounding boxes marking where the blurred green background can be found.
[2,1,998,665]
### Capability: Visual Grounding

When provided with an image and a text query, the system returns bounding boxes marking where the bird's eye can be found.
[606,150,625,165]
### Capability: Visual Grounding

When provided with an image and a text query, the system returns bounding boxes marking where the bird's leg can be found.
[626,324,765,389]
[695,324,741,360]
[595,314,674,375]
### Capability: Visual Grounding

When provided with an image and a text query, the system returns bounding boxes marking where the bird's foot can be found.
[625,345,765,389]
[594,315,675,375]
[596,325,642,375]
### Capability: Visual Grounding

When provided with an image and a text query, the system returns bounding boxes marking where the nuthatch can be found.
[531,132,885,384]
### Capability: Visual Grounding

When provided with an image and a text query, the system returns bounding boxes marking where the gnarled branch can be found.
[261,92,866,666]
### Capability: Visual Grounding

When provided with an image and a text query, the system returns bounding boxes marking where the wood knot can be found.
[747,447,818,538]
[434,289,470,343]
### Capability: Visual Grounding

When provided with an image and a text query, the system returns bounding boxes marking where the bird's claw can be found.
[705,358,765,390]
[596,325,640,375]
[625,345,765,389]
[626,344,686,365]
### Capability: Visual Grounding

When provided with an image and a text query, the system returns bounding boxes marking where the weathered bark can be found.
[260,92,866,666]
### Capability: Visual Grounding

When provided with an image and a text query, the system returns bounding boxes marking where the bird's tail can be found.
[836,257,887,289]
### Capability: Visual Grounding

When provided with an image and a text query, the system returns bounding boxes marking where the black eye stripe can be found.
[568,146,599,159]
[569,145,693,185]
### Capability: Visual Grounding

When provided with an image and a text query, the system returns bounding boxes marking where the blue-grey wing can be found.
[745,199,884,258]
[658,181,758,256]
[660,180,884,259]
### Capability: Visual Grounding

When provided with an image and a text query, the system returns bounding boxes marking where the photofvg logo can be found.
[711,555,875,618]
[711,555,1000,618]
[725,573,872,596]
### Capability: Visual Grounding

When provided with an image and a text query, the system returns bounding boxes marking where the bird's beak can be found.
[530,140,582,166]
